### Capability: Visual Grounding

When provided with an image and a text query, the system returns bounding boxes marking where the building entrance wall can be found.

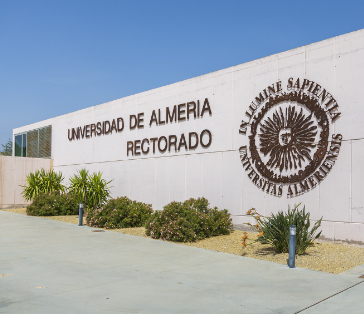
[13,29,364,243]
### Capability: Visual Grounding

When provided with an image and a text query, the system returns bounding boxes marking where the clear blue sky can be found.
[1,0,363,147]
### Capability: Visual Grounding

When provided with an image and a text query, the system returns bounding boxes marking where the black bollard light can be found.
[78,202,83,226]
[288,225,296,268]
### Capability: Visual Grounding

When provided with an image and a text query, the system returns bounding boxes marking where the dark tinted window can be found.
[22,134,27,157]
[15,135,22,156]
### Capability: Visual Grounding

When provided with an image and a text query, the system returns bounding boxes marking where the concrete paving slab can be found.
[339,263,364,278]
[1,210,363,313]
[299,281,364,314]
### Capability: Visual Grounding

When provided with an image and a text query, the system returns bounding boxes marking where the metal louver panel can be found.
[39,126,52,158]
[27,130,39,158]
[17,125,52,158]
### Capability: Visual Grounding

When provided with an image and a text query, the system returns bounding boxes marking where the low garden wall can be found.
[0,156,53,209]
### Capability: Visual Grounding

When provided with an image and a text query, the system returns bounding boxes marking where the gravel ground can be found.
[3,208,364,274]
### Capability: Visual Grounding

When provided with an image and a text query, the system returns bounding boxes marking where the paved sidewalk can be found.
[1,210,363,314]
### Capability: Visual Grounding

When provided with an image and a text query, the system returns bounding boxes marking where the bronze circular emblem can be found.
[239,78,342,197]
[250,91,329,184]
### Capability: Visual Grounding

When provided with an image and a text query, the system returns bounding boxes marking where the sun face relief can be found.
[238,78,342,198]
[278,127,292,146]
[259,105,318,173]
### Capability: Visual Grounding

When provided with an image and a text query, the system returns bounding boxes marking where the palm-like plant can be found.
[22,171,42,201]
[68,169,112,210]
[88,172,113,210]
[68,169,90,204]
[21,169,65,201]
[39,169,65,193]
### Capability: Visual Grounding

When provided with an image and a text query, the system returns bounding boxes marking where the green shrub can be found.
[86,197,153,229]
[22,169,65,201]
[26,191,79,216]
[246,204,322,254]
[145,197,233,242]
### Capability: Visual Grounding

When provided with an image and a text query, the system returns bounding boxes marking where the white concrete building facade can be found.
[14,29,364,243]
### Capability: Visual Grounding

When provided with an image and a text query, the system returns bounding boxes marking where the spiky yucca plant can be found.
[68,169,112,210]
[87,172,112,210]
[68,169,89,205]
[21,169,65,201]
[39,169,65,193]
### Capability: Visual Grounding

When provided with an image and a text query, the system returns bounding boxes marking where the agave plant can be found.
[21,169,65,201]
[247,204,322,254]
